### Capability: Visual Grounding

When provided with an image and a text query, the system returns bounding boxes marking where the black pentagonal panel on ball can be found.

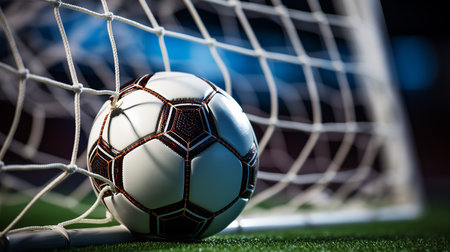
[175,108,204,141]
[158,101,217,157]
[87,138,120,196]
[239,143,259,199]
[154,200,213,239]
[158,213,206,238]
[89,153,109,192]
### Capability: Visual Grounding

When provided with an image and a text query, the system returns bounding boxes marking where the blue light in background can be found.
[392,36,438,90]
[40,12,349,93]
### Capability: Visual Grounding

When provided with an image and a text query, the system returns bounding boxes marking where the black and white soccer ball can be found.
[87,72,258,239]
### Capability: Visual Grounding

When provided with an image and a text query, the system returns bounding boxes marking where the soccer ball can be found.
[87,72,258,239]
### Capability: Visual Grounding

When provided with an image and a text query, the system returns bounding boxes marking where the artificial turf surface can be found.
[59,204,450,251]
[1,201,449,251]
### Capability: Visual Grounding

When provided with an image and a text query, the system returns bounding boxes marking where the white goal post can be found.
[0,0,421,250]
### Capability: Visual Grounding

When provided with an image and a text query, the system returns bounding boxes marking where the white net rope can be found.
[0,0,418,240]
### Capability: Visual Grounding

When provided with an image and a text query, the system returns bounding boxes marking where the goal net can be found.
[0,0,421,250]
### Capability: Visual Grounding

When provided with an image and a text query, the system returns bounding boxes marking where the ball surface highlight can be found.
[87,72,258,239]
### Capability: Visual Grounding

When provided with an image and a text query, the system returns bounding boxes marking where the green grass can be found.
[63,205,449,252]
[0,195,119,230]
[2,199,449,251]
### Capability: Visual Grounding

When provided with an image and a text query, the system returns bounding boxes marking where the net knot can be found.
[274,5,289,17]
[313,11,328,24]
[332,60,345,73]
[155,27,165,37]
[228,0,241,9]
[52,0,62,8]
[254,48,265,58]
[111,98,122,111]
[105,11,114,21]
[298,55,311,65]
[312,123,323,132]
[19,68,29,81]
[67,164,77,174]
[205,38,216,47]
[73,83,83,94]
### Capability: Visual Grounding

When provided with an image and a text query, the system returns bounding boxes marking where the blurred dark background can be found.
[381,0,449,203]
